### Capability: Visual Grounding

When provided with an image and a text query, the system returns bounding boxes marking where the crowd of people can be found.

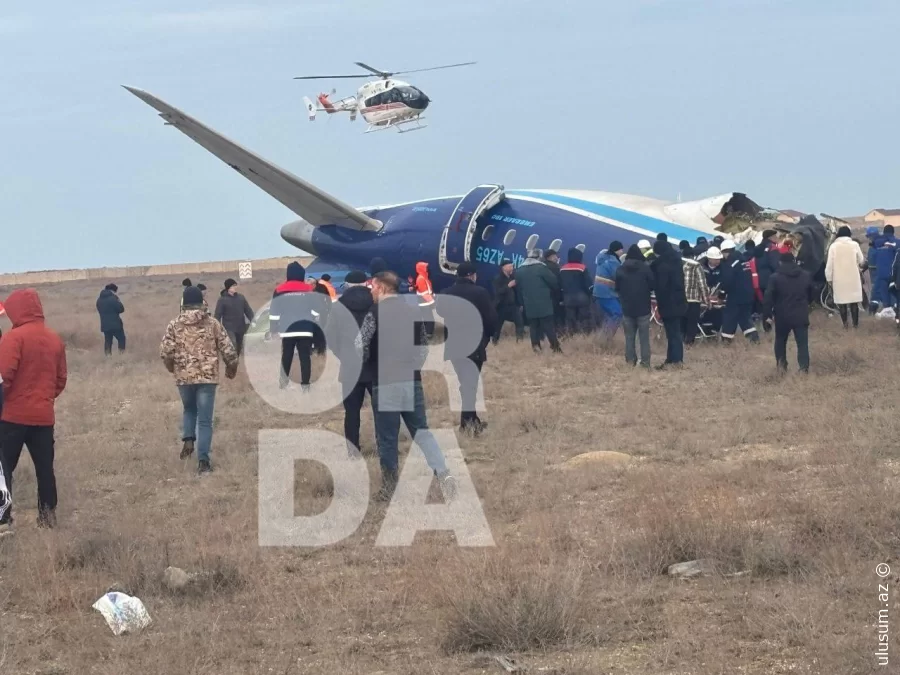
[0,222,897,531]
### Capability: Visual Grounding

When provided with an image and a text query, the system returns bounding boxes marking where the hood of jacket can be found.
[415,261,429,277]
[339,285,373,312]
[778,261,803,278]
[179,307,208,326]
[98,288,116,300]
[520,258,544,267]
[621,258,647,272]
[5,288,45,327]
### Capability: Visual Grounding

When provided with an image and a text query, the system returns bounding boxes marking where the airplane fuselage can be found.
[283,189,733,292]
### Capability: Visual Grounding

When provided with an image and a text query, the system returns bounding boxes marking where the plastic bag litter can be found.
[876,307,896,320]
[92,592,152,635]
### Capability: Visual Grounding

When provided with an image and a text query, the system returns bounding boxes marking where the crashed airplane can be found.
[124,87,826,290]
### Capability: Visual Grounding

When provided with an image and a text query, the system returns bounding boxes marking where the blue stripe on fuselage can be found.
[507,190,711,244]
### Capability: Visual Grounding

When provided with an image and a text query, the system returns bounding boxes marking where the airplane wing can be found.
[123,86,382,232]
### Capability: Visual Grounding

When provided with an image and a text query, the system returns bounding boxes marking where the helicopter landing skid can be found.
[365,117,427,134]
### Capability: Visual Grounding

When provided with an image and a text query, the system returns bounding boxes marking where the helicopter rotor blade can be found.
[293,74,371,80]
[390,61,477,76]
[354,62,391,77]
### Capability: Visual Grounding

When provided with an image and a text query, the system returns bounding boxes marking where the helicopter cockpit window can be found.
[503,229,516,245]
[481,225,495,241]
[576,244,586,253]
[525,234,539,251]
[549,239,563,252]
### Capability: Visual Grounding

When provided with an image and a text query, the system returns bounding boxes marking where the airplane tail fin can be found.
[303,97,317,121]
[317,93,337,114]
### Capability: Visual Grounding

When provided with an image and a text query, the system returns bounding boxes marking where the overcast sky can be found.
[1,0,897,273]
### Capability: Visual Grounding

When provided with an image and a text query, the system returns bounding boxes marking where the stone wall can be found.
[0,256,315,287]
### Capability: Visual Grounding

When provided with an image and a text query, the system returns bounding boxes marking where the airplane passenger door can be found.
[438,184,505,275]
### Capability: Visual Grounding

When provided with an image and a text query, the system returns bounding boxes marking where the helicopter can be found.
[294,61,475,134]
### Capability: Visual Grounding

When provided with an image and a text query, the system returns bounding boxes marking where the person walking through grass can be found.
[160,286,238,475]
[214,278,254,354]
[0,289,67,530]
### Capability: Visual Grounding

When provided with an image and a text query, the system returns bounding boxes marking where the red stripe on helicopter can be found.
[359,102,407,113]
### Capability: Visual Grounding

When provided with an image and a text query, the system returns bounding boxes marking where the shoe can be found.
[532,346,542,354]
[374,471,398,502]
[491,338,499,346]
[551,346,563,354]
[198,460,212,476]
[300,384,311,394]
[37,510,57,529]
[438,472,458,502]
[180,439,195,459]
[655,362,669,371]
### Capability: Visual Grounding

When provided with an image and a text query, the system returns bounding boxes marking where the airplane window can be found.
[481,225,495,241]
[526,234,539,251]
[503,229,516,245]
[576,244,586,253]
[549,239,562,252]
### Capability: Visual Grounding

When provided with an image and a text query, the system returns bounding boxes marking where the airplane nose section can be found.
[280,219,318,255]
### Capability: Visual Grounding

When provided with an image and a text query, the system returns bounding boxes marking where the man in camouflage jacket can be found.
[160,286,238,475]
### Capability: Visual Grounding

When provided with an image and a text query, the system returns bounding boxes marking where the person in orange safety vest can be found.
[318,274,338,301]
[414,261,435,307]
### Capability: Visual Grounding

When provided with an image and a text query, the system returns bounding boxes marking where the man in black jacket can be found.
[559,248,593,334]
[440,262,498,435]
[763,253,814,373]
[329,270,374,457]
[615,245,655,368]
[214,279,255,355]
[491,258,524,343]
[96,283,125,355]
[544,249,565,332]
[651,241,687,368]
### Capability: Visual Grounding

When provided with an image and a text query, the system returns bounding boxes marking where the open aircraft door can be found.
[438,184,505,275]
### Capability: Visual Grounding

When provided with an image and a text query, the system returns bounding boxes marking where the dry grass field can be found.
[1,270,898,675]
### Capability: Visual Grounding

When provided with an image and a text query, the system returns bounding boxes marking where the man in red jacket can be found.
[0,289,67,529]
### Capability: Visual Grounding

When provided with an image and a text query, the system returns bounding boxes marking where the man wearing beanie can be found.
[763,252,813,373]
[271,261,326,391]
[491,258,524,343]
[96,282,126,356]
[160,286,238,475]
[439,262,497,435]
[328,270,374,456]
[593,240,624,339]
[214,278,255,354]
[560,247,593,334]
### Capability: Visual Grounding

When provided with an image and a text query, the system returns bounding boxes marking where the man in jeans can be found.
[160,286,238,475]
[356,271,457,501]
[615,245,655,368]
[0,289,67,529]
[763,252,814,373]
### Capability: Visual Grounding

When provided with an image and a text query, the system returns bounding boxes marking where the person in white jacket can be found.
[825,226,866,328]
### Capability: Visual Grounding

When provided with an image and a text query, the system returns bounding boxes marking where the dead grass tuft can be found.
[442,557,586,653]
